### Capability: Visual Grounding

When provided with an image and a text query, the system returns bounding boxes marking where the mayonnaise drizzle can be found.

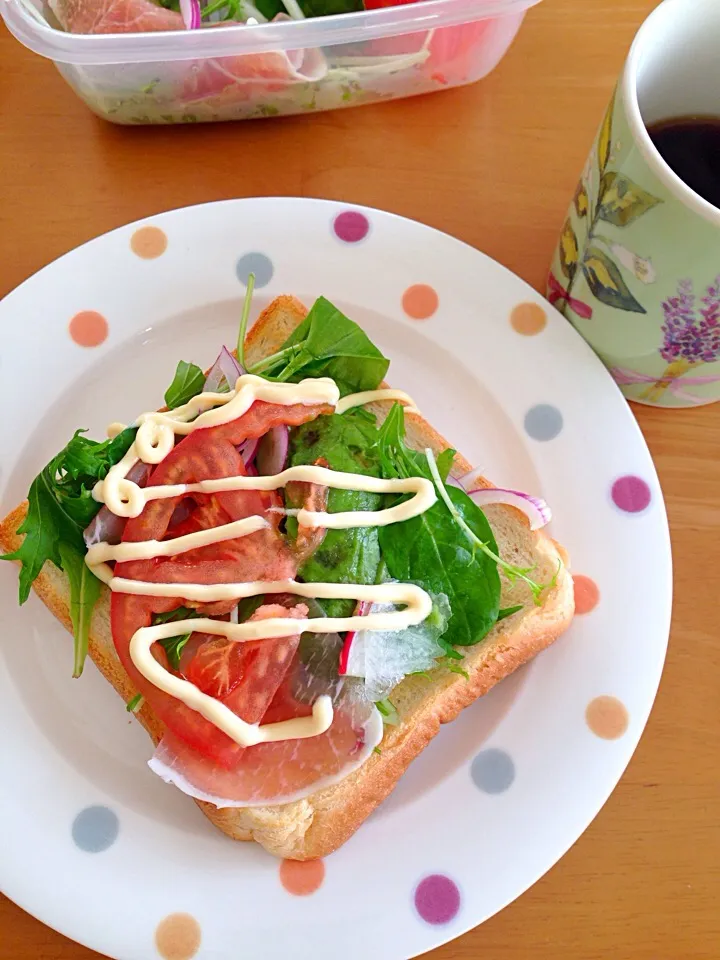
[335,389,418,416]
[90,374,437,749]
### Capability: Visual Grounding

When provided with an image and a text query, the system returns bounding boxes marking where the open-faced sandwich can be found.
[0,291,574,860]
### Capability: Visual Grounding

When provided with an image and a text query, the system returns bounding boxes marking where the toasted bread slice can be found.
[0,296,574,860]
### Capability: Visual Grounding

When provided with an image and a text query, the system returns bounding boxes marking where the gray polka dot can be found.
[72,805,119,852]
[524,403,563,441]
[236,252,274,288]
[470,748,515,794]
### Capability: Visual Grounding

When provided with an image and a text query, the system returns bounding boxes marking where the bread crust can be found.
[0,296,574,859]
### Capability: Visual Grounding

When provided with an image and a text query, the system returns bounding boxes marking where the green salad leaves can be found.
[2,294,538,689]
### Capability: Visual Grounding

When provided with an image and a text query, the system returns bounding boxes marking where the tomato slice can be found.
[110,399,331,768]
[185,604,305,704]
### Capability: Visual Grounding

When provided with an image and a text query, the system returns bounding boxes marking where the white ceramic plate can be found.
[0,198,671,960]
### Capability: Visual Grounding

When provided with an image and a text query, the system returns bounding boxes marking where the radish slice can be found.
[342,594,451,701]
[465,487,551,530]
[255,425,289,476]
[338,600,371,676]
[203,346,244,394]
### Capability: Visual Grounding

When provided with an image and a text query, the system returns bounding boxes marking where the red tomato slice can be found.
[185,604,305,703]
[111,399,331,768]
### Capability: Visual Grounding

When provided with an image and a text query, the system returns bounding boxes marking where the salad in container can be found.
[1,0,543,124]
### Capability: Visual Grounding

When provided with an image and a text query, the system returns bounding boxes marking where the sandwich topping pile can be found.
[2,292,556,810]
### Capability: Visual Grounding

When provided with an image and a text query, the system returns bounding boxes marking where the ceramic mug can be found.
[548,0,720,407]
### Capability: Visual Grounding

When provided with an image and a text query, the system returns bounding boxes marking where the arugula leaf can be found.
[287,408,384,618]
[126,693,144,713]
[255,297,389,397]
[59,544,103,677]
[2,428,136,602]
[1,427,137,674]
[161,634,192,670]
[164,360,205,410]
[377,404,501,647]
[152,606,202,670]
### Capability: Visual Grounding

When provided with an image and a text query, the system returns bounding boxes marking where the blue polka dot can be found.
[524,403,563,441]
[72,805,119,852]
[470,748,515,794]
[236,252,273,288]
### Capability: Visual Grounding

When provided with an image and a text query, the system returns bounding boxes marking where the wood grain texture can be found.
[1,0,719,957]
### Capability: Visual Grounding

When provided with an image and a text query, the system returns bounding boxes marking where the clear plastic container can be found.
[1,0,541,124]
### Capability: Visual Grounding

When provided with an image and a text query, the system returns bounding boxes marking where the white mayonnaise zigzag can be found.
[87,375,431,748]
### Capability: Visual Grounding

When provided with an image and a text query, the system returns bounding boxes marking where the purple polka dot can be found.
[414,874,461,925]
[333,211,370,244]
[611,475,651,513]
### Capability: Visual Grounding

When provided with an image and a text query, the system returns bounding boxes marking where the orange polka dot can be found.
[155,913,201,960]
[573,575,600,614]
[69,310,108,347]
[131,225,168,259]
[280,858,325,896]
[586,696,629,740]
[402,284,439,320]
[510,302,547,335]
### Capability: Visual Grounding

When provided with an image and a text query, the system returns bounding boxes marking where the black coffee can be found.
[647,116,720,209]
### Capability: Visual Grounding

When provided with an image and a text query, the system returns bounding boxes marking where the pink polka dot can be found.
[69,310,108,347]
[611,475,651,513]
[573,575,600,614]
[333,211,370,243]
[414,874,460,925]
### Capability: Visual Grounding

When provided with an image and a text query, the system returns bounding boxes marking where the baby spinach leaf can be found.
[164,360,205,409]
[377,405,501,647]
[287,408,384,617]
[497,604,523,622]
[257,297,389,397]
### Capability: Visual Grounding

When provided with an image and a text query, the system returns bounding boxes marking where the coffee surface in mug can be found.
[647,116,720,210]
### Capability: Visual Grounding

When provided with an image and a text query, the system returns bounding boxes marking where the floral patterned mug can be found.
[548,0,720,407]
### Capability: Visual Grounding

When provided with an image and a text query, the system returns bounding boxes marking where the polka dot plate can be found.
[0,198,672,960]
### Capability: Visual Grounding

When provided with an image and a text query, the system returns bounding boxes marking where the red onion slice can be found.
[255,425,289,476]
[237,436,259,467]
[83,461,150,547]
[465,487,551,531]
[179,0,201,29]
[338,600,372,676]
[203,346,244,394]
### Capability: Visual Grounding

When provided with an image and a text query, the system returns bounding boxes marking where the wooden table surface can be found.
[2,0,719,957]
